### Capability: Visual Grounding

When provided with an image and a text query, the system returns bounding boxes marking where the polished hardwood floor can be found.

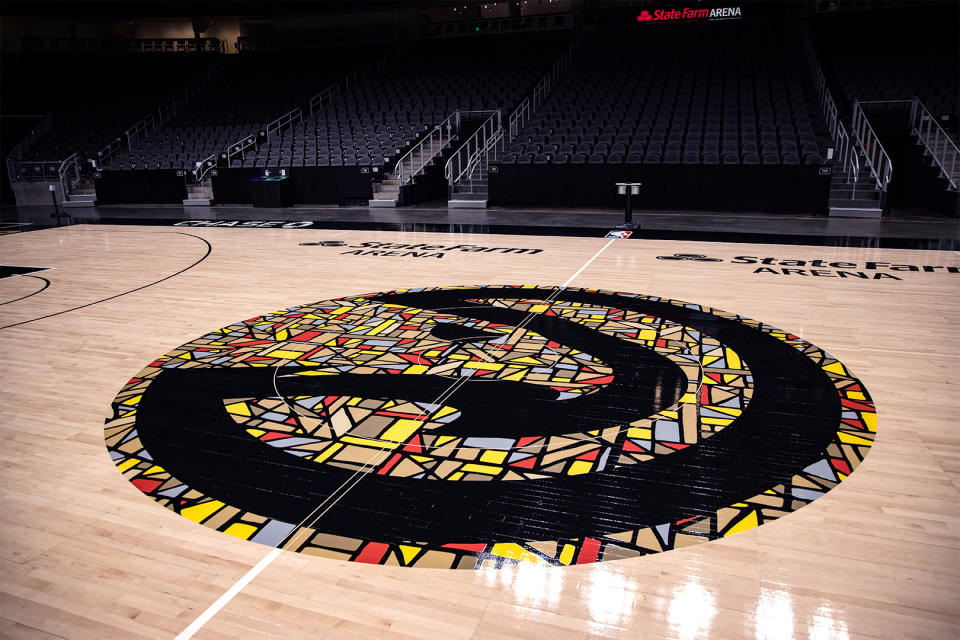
[0,223,957,639]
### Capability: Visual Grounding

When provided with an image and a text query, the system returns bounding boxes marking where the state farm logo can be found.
[637,6,742,23]
[657,253,723,262]
[654,253,960,281]
[300,240,545,260]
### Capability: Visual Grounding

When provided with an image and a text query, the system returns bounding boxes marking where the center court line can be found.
[173,235,622,640]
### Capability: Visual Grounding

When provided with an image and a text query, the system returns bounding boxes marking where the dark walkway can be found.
[2,202,958,250]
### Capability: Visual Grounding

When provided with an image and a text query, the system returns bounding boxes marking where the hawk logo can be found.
[656,253,723,262]
[104,286,875,569]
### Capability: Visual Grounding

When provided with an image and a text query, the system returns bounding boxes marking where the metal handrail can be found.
[417,13,575,40]
[308,84,341,115]
[125,113,156,149]
[127,58,225,150]
[836,120,860,199]
[508,98,530,143]
[193,53,386,182]
[442,33,580,196]
[95,137,124,170]
[57,153,80,197]
[5,152,19,183]
[4,115,53,182]
[393,112,460,184]
[22,36,224,55]
[266,107,303,140]
[836,120,859,194]
[193,152,218,181]
[194,106,304,181]
[911,97,959,191]
[511,33,580,142]
[445,110,500,187]
[852,101,894,193]
[801,27,849,173]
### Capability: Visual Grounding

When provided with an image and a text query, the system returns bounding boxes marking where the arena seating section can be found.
[105,50,370,171]
[487,19,831,212]
[501,21,826,168]
[812,6,959,125]
[2,54,217,171]
[100,36,556,178]
[16,16,936,211]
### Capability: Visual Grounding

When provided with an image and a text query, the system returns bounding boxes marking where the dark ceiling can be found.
[0,0,498,18]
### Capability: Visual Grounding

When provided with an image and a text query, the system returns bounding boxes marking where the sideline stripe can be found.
[562,238,617,287]
[173,548,284,640]
[172,236,618,639]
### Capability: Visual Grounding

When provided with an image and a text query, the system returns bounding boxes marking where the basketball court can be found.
[1,219,958,639]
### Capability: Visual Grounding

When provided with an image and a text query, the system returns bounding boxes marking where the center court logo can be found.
[105,286,874,569]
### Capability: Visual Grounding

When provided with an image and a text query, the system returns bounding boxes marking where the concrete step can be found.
[830,178,876,190]
[183,198,212,206]
[829,183,880,196]
[829,196,882,207]
[368,197,398,207]
[448,198,487,209]
[829,205,883,218]
[67,193,97,202]
[62,199,95,208]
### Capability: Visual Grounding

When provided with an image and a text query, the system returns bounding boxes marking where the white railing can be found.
[57,153,80,197]
[852,101,897,193]
[266,107,303,142]
[190,49,390,183]
[22,36,224,54]
[439,34,580,197]
[801,27,856,180]
[308,84,340,115]
[417,13,574,40]
[393,112,460,184]
[8,152,78,191]
[508,99,530,143]
[194,106,303,181]
[127,58,225,151]
[5,115,53,182]
[508,33,581,143]
[911,98,959,191]
[94,137,124,170]
[5,152,18,184]
[125,113,156,149]
[445,110,501,190]
[835,120,861,198]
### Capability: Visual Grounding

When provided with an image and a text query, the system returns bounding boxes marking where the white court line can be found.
[173,235,620,640]
[562,238,617,287]
[174,548,283,640]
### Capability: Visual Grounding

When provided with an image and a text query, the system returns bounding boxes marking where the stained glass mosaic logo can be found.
[105,286,876,569]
